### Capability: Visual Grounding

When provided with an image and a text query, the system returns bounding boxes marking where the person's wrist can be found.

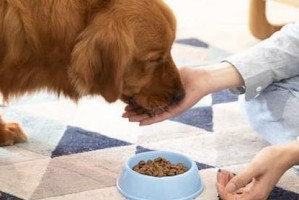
[278,141,299,169]
[288,141,299,166]
[202,62,244,94]
[193,67,212,96]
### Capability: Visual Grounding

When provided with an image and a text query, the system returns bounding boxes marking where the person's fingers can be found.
[236,181,268,200]
[122,107,148,118]
[226,165,261,193]
[217,168,270,200]
[235,188,245,195]
[139,111,174,126]
[124,104,142,112]
[128,114,150,122]
[217,170,239,200]
[124,105,134,111]
[122,111,141,118]
[217,183,229,200]
[122,110,135,118]
[217,170,235,186]
[123,96,190,125]
[217,183,242,200]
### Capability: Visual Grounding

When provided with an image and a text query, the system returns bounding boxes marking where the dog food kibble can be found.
[132,157,189,177]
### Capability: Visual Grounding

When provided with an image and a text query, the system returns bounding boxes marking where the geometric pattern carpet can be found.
[0,39,298,200]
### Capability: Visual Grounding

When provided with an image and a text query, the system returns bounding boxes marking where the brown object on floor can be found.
[249,0,283,40]
[249,0,299,40]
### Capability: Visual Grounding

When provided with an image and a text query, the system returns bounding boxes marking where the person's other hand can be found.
[217,143,299,200]
[122,67,210,125]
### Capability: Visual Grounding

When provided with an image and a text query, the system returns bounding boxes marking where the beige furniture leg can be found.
[249,0,282,40]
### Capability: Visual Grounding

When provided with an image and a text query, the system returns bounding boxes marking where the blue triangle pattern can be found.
[212,89,238,105]
[176,38,209,48]
[135,146,154,154]
[170,106,213,132]
[269,187,299,200]
[51,126,132,158]
[0,192,23,200]
[195,161,215,171]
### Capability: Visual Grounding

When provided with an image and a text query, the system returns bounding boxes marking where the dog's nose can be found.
[170,90,185,104]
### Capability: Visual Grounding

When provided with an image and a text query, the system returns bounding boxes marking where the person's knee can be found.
[241,84,299,144]
[244,85,287,124]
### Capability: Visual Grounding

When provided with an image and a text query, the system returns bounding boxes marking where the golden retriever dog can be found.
[0,0,185,146]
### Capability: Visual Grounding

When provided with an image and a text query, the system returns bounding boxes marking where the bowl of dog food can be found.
[117,151,203,200]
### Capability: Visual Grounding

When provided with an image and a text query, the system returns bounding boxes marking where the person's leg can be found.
[242,76,299,145]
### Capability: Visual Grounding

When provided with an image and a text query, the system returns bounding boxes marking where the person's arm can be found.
[203,62,244,93]
[217,140,299,200]
[123,22,299,125]
[123,62,244,125]
[225,21,299,100]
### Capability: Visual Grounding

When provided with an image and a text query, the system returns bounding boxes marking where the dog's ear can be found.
[69,15,134,102]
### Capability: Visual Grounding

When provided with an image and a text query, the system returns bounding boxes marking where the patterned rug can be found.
[0,39,298,200]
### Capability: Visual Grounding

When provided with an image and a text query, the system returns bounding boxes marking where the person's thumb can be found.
[225,165,260,193]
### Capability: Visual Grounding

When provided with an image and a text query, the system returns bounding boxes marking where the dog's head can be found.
[70,0,185,113]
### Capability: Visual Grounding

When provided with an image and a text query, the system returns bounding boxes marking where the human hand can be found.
[217,142,299,200]
[122,67,211,125]
[122,62,245,126]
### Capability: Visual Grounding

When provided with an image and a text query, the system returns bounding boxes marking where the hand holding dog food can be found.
[123,62,244,126]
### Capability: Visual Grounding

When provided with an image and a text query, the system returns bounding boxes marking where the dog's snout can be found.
[170,90,185,104]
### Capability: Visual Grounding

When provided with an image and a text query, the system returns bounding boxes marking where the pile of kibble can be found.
[132,157,189,177]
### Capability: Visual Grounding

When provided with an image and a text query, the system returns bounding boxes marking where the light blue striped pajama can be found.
[225,22,299,145]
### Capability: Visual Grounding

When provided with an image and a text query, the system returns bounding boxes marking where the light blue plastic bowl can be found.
[117,151,204,200]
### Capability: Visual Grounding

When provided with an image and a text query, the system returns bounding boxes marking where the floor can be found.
[167,0,299,53]
[1,0,299,200]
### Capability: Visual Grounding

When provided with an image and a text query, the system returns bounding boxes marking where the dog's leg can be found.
[0,116,27,146]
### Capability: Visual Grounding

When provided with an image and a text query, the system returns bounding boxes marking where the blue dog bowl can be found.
[117,151,204,200]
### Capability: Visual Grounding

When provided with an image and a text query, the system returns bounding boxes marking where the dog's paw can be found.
[0,122,28,146]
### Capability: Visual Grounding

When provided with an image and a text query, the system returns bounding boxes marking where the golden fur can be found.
[0,0,185,145]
